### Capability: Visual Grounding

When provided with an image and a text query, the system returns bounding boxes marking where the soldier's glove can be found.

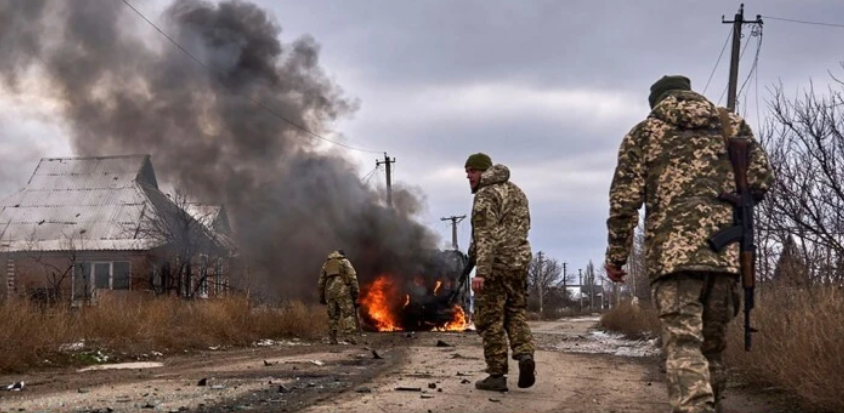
[319,296,327,305]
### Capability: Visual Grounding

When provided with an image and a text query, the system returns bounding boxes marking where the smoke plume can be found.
[0,0,440,300]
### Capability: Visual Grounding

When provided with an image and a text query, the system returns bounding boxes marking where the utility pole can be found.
[537,251,544,315]
[440,215,466,250]
[578,268,583,312]
[376,153,396,207]
[723,3,763,113]
[562,261,567,297]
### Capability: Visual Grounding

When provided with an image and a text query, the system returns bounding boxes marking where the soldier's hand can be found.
[472,276,485,293]
[604,263,626,283]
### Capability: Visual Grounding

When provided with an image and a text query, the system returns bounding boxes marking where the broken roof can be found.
[0,155,215,253]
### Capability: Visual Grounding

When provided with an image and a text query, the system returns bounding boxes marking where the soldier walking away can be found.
[604,75,773,413]
[464,153,536,393]
[318,249,361,345]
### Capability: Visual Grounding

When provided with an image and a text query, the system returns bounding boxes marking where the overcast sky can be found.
[2,0,843,278]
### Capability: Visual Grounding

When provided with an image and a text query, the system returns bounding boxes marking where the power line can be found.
[738,24,763,117]
[763,15,844,29]
[361,166,379,186]
[120,0,383,155]
[718,28,755,106]
[737,25,763,100]
[703,27,733,95]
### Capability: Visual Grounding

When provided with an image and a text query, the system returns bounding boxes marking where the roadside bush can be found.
[725,286,844,412]
[599,299,659,339]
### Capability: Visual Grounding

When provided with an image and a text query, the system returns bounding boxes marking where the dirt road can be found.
[0,317,788,413]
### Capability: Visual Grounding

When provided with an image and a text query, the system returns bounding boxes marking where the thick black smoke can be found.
[0,0,440,300]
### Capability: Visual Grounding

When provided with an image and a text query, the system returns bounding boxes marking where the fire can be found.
[359,276,403,332]
[437,305,468,332]
[360,274,469,332]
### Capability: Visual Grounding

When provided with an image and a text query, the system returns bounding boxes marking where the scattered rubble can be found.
[435,340,451,347]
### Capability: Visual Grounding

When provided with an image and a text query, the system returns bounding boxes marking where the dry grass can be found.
[725,286,844,412]
[600,286,844,412]
[599,299,660,339]
[0,295,326,373]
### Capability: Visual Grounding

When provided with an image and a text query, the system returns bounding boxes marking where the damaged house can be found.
[0,155,239,305]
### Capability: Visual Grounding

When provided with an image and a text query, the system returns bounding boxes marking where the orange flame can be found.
[361,274,469,332]
[436,305,468,332]
[360,276,403,332]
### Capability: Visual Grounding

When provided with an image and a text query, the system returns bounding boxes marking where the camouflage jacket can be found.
[318,251,360,301]
[468,164,532,279]
[606,90,773,282]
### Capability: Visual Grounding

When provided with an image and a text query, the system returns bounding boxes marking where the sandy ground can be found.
[0,317,795,413]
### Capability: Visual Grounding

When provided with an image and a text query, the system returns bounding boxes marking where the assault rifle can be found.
[707,121,758,352]
[448,258,475,305]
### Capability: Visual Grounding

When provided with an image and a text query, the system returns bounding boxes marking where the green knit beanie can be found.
[465,153,492,171]
[649,75,691,108]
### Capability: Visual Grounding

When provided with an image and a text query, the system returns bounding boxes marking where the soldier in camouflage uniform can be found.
[604,75,774,413]
[465,153,536,393]
[318,250,360,345]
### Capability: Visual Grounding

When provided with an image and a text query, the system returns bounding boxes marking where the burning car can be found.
[359,249,471,332]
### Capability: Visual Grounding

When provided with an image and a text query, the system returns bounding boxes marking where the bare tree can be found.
[21,230,84,307]
[136,187,226,299]
[527,251,560,314]
[760,73,844,285]
[622,223,651,302]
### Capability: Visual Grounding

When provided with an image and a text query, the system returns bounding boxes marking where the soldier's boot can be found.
[344,336,357,345]
[516,354,536,388]
[328,331,338,345]
[475,375,508,392]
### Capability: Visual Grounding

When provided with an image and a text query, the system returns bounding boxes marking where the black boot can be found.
[475,375,508,392]
[517,354,535,388]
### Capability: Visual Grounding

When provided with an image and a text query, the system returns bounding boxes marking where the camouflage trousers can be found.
[326,295,357,341]
[652,271,740,413]
[475,273,535,376]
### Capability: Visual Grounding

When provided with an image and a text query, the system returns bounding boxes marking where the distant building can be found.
[0,155,239,305]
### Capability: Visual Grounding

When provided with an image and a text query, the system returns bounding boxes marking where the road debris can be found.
[5,381,24,391]
[395,387,422,392]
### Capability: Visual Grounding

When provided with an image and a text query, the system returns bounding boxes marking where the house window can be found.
[74,261,132,291]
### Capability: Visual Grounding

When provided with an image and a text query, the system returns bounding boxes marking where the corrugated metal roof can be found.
[0,155,174,252]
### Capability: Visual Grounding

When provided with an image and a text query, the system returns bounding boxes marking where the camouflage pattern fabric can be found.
[652,272,740,413]
[468,164,533,279]
[474,272,535,376]
[317,251,360,341]
[326,296,357,340]
[468,164,534,376]
[605,90,774,282]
